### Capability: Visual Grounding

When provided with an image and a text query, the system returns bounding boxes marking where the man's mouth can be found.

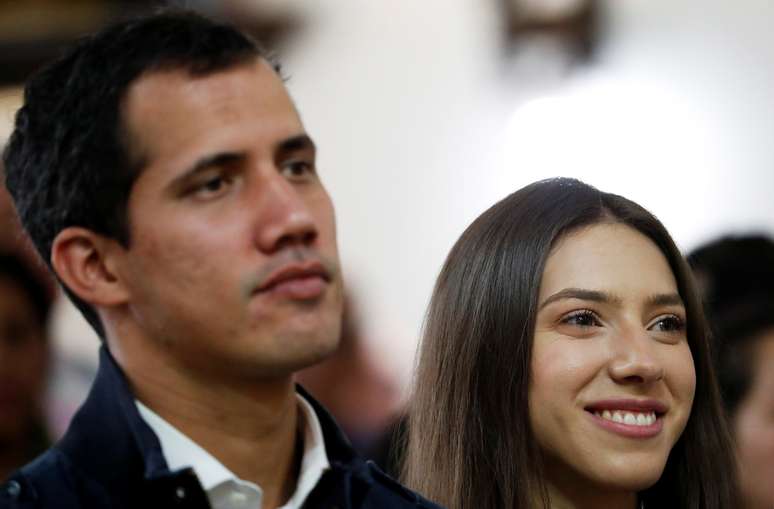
[254,261,331,300]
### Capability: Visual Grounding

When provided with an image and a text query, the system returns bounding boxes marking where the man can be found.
[0,10,440,509]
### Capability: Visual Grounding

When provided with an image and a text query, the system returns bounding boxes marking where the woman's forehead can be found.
[540,223,678,302]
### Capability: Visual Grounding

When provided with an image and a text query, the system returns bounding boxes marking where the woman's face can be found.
[529,223,695,498]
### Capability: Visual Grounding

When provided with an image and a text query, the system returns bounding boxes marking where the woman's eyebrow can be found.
[539,288,621,310]
[539,289,685,311]
[646,293,684,308]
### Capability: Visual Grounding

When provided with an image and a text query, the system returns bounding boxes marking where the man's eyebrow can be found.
[168,152,246,191]
[276,134,316,155]
[539,288,622,310]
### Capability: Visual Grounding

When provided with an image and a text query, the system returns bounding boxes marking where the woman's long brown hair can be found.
[403,178,737,509]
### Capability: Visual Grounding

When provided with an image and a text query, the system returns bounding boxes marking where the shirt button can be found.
[175,486,186,500]
[229,490,249,506]
[4,481,21,498]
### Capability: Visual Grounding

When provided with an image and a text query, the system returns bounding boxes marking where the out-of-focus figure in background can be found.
[297,296,404,475]
[689,235,774,509]
[0,252,51,481]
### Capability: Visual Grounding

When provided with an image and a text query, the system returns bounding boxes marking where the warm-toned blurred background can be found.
[1,0,774,482]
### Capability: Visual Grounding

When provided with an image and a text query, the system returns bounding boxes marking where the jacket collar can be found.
[295,385,360,468]
[57,347,170,487]
[57,346,366,491]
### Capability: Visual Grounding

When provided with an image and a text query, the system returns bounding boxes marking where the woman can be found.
[403,178,736,508]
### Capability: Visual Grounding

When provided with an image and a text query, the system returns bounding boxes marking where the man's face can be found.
[113,59,343,380]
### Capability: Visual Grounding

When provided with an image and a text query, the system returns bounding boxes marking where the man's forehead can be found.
[125,57,288,113]
[121,57,301,168]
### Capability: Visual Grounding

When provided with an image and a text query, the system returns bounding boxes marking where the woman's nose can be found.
[607,329,665,384]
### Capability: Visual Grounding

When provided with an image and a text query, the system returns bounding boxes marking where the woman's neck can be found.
[542,480,638,509]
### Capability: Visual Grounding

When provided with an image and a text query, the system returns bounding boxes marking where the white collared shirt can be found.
[136,395,330,509]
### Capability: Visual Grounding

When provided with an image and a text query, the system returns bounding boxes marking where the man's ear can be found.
[51,227,130,307]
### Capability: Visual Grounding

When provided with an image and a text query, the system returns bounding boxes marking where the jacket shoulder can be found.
[364,461,444,508]
[0,447,106,509]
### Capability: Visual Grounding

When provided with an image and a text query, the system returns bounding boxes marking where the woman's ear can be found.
[51,227,130,307]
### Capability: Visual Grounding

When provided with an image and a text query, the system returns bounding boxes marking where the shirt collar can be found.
[135,393,330,508]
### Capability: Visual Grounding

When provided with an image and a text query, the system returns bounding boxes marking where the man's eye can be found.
[282,160,314,179]
[203,177,224,192]
[649,315,685,333]
[560,310,601,328]
[192,175,231,198]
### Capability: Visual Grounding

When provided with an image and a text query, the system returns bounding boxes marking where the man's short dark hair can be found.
[2,9,276,337]
[687,234,774,316]
[688,234,774,416]
[709,299,774,415]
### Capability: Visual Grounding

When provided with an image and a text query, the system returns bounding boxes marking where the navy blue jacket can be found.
[0,347,442,509]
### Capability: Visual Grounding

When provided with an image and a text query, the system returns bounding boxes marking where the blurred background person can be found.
[688,235,774,312]
[297,295,403,474]
[2,160,96,467]
[0,252,52,481]
[689,235,774,509]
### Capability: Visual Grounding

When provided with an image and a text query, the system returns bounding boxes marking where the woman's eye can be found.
[560,310,601,328]
[649,315,685,333]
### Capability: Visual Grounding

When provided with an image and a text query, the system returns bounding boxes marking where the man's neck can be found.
[111,339,302,509]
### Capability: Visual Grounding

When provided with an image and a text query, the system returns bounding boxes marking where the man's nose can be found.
[607,328,664,385]
[251,175,318,253]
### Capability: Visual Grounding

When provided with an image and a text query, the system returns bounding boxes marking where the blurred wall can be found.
[283,0,774,388]
[2,0,774,396]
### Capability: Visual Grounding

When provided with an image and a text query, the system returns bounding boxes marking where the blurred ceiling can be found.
[0,0,300,86]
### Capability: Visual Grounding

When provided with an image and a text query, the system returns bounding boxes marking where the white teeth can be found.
[594,410,657,426]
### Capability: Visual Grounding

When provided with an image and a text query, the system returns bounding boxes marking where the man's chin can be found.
[286,336,341,372]
[242,334,341,379]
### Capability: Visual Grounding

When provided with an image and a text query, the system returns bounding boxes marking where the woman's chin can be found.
[589,465,664,493]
